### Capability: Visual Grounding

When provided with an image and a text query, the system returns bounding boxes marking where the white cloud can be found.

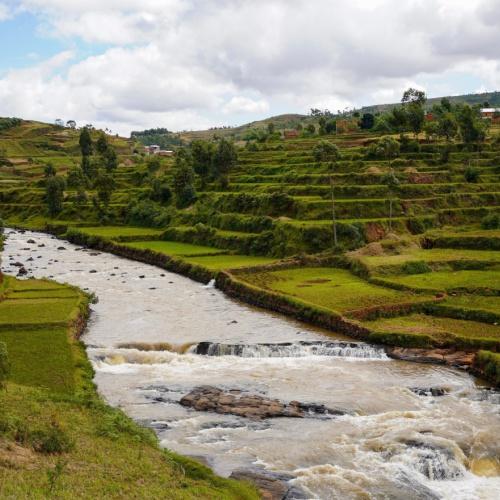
[223,96,269,114]
[0,0,500,134]
[0,2,11,21]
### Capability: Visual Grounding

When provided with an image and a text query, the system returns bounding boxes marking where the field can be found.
[237,267,431,315]
[77,226,165,239]
[183,254,278,270]
[124,239,228,256]
[0,275,257,498]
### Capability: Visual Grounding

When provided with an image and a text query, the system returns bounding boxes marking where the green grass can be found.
[440,294,500,315]
[184,254,278,270]
[366,313,500,340]
[123,240,227,256]
[360,248,500,269]
[238,267,430,314]
[0,327,75,392]
[386,269,500,293]
[77,226,165,238]
[0,297,80,325]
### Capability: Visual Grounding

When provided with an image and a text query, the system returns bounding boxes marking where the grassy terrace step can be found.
[237,267,433,315]
[365,314,500,342]
[123,240,228,256]
[74,226,165,239]
[381,268,500,294]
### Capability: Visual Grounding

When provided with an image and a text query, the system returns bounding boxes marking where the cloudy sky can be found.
[0,0,499,135]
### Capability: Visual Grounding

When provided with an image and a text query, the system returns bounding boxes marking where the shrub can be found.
[0,342,9,389]
[481,213,500,230]
[29,422,73,454]
[464,166,480,183]
[401,261,431,274]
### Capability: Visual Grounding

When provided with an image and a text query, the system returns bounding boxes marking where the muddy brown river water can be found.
[2,229,500,499]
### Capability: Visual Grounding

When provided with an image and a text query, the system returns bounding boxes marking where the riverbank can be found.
[0,273,259,498]
[28,223,499,387]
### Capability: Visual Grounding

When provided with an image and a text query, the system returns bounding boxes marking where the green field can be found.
[77,226,165,238]
[367,313,500,340]
[124,239,228,256]
[386,269,500,293]
[184,254,278,270]
[238,267,430,314]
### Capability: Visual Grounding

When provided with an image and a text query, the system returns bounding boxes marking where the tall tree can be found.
[94,170,116,207]
[212,138,237,189]
[79,127,93,156]
[95,131,109,155]
[191,140,215,189]
[45,175,65,217]
[173,160,197,208]
[359,113,375,130]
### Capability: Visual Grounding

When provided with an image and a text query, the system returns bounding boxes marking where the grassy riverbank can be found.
[0,275,258,498]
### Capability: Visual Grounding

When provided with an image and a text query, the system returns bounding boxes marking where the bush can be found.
[0,342,9,389]
[464,166,480,183]
[29,422,73,454]
[401,261,431,274]
[481,213,500,230]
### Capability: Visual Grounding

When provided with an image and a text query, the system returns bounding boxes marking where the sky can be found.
[0,0,500,136]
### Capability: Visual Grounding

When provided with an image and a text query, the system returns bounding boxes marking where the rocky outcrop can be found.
[387,347,475,368]
[179,386,346,419]
[229,468,307,500]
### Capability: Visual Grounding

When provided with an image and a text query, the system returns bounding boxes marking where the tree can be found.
[79,127,93,156]
[401,88,426,105]
[312,140,340,163]
[456,105,487,146]
[173,160,196,208]
[94,170,116,207]
[213,138,237,188]
[45,175,66,217]
[146,155,161,176]
[95,131,109,155]
[104,147,118,172]
[324,120,336,134]
[66,166,86,189]
[436,112,458,142]
[267,122,275,135]
[382,170,400,231]
[150,176,172,204]
[44,163,56,178]
[191,139,215,189]
[305,123,316,135]
[359,113,375,130]
[367,136,400,160]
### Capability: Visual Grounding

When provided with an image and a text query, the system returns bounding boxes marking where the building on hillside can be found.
[144,145,174,156]
[425,112,435,121]
[66,120,76,129]
[480,108,500,117]
[283,129,299,139]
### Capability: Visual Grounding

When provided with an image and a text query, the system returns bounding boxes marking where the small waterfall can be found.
[192,341,388,359]
[204,279,216,288]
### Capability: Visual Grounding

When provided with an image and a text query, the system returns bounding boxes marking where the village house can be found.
[144,145,174,156]
[480,108,500,118]
[283,129,299,139]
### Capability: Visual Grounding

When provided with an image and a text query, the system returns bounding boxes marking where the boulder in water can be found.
[27,239,36,244]
[17,266,28,276]
[179,386,346,419]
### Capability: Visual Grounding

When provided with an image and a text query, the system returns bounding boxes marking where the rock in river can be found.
[179,386,346,419]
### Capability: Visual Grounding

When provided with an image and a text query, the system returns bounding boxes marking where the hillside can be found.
[0,112,499,386]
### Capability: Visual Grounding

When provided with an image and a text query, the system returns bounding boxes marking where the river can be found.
[2,229,499,499]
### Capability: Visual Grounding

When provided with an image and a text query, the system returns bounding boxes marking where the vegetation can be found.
[1,86,500,384]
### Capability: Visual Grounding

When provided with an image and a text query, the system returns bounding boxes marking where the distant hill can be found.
[360,91,500,115]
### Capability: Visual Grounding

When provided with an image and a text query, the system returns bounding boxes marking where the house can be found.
[144,145,174,156]
[480,108,500,118]
[283,130,299,139]
[425,112,435,121]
